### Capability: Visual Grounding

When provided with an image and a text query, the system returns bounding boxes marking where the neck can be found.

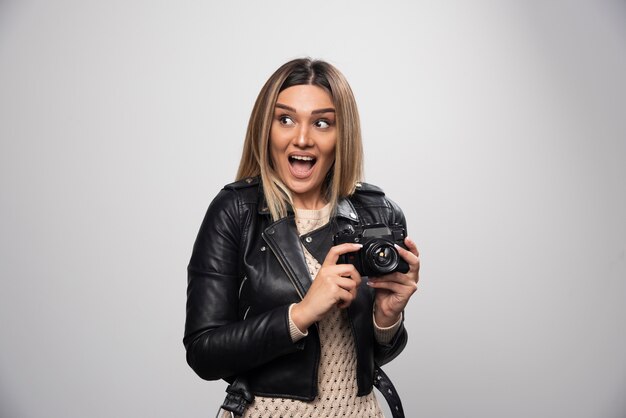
[292,194,327,210]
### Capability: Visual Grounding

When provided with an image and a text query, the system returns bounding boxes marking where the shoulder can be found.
[224,176,260,191]
[214,176,261,206]
[354,181,385,195]
[199,177,260,225]
[350,181,387,207]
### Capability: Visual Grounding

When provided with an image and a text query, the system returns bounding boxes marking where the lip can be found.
[287,152,317,180]
[288,152,317,159]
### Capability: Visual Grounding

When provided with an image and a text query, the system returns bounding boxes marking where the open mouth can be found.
[288,154,317,178]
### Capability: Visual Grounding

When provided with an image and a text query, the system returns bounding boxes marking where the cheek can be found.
[269,146,282,171]
[268,140,280,169]
[268,130,285,164]
[321,140,337,164]
[325,147,336,163]
[269,126,289,150]
[319,151,336,174]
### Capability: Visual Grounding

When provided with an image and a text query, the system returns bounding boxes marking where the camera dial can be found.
[333,223,409,276]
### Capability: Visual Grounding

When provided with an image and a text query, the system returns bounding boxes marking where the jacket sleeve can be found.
[183,188,301,381]
[373,196,409,366]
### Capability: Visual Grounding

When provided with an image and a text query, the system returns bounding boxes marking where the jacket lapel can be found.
[262,216,312,299]
[300,223,334,265]
[335,197,360,223]
[260,196,361,299]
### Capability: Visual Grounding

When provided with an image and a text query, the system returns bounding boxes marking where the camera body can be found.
[333,223,409,277]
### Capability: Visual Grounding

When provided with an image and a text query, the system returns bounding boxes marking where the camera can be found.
[333,223,409,277]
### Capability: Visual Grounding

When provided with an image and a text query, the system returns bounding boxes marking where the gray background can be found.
[1,1,625,417]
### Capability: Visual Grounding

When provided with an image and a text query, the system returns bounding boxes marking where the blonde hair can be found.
[236,58,364,221]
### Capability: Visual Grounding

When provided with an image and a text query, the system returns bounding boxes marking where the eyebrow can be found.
[275,103,335,115]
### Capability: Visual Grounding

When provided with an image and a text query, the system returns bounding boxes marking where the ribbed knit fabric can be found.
[220,204,398,418]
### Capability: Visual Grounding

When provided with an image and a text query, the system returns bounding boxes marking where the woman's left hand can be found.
[367,237,420,327]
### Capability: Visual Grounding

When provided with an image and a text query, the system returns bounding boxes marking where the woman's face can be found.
[269,84,337,209]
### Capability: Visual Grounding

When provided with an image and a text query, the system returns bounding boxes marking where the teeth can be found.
[290,155,314,161]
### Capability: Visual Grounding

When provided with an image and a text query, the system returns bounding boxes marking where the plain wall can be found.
[1,1,625,417]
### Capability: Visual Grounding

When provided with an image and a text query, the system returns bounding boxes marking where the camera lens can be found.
[365,240,399,275]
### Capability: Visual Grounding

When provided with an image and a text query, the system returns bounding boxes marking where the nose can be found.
[293,124,313,148]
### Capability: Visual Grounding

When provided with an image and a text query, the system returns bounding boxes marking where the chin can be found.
[286,179,318,196]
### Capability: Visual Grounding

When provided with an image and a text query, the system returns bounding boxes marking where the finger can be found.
[369,272,415,285]
[368,279,418,295]
[335,276,359,292]
[402,236,419,255]
[323,243,364,267]
[394,243,419,265]
[404,237,419,257]
[336,288,356,309]
[327,265,362,285]
[395,246,420,275]
[337,299,351,309]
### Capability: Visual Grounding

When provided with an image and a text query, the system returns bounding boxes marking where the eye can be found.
[315,119,331,129]
[279,115,295,126]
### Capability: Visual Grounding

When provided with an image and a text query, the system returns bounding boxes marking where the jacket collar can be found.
[257,183,360,222]
[335,197,360,222]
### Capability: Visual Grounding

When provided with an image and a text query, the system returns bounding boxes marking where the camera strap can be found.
[218,377,252,417]
[218,367,404,418]
[374,365,405,418]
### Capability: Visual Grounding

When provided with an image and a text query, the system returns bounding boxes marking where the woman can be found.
[184,58,420,418]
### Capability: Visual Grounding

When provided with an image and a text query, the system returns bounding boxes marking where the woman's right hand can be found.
[290,243,363,332]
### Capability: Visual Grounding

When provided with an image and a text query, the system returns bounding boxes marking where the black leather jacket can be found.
[184,176,408,400]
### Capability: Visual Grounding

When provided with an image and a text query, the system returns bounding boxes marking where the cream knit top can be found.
[221,204,401,418]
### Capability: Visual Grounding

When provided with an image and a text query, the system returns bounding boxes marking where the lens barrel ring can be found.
[364,239,399,275]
